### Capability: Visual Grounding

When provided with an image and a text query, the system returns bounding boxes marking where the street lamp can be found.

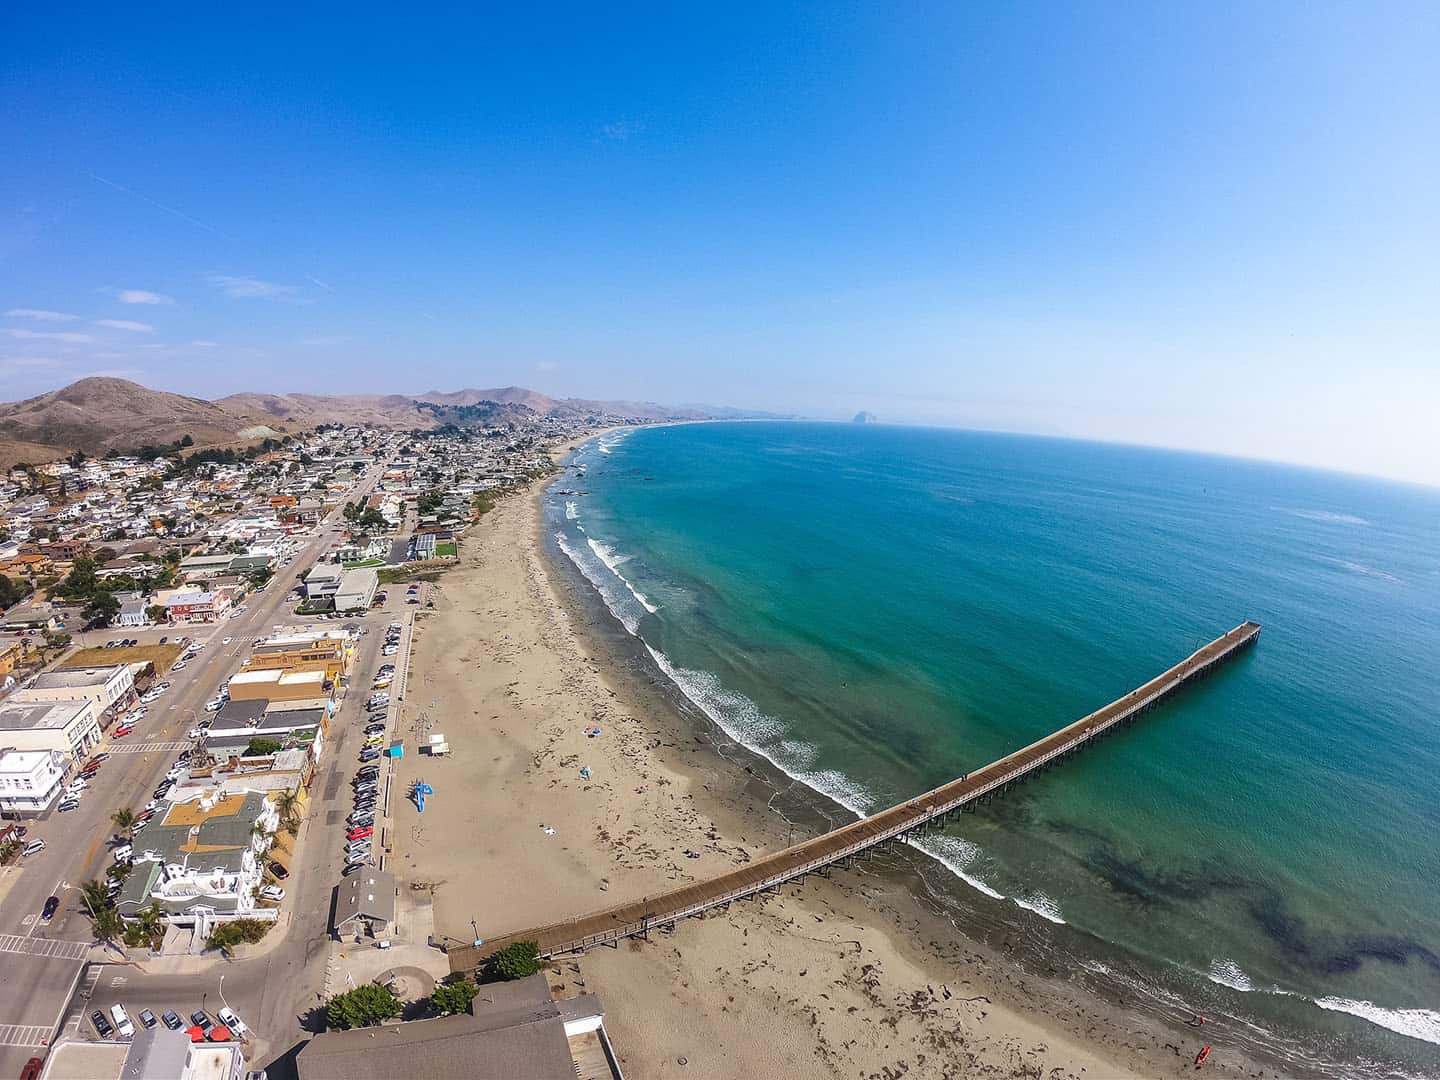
[218,974,230,1017]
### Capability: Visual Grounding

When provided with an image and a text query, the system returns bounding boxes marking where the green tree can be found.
[358,507,388,532]
[246,737,282,756]
[59,556,98,599]
[180,434,194,447]
[430,976,478,1016]
[146,604,169,624]
[484,940,543,983]
[273,789,301,831]
[0,574,32,609]
[325,983,401,1031]
[83,590,120,626]
[80,878,111,914]
[91,904,124,946]
[110,808,137,838]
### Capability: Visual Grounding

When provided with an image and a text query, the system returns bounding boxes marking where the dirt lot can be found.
[61,643,185,671]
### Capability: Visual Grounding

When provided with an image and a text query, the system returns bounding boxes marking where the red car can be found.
[21,1058,44,1080]
[346,826,373,842]
[113,726,134,738]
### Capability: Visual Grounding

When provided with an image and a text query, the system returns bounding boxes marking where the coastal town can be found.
[0,412,630,1080]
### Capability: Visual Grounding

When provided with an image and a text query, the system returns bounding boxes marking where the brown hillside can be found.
[0,377,267,454]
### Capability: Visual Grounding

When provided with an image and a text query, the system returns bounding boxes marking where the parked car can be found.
[161,1009,183,1030]
[217,1006,248,1037]
[342,861,367,876]
[258,885,285,902]
[190,1011,213,1036]
[358,749,380,763]
[20,1057,43,1080]
[110,1004,135,1039]
[138,1008,158,1029]
[346,826,373,841]
[114,726,134,738]
[92,1010,113,1038]
[57,799,80,813]
[270,861,289,879]
[22,839,46,857]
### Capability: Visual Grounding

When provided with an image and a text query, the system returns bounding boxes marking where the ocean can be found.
[545,421,1440,1077]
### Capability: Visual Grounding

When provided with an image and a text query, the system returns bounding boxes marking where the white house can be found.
[0,748,67,815]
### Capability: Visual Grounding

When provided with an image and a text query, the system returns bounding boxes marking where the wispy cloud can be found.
[536,360,560,372]
[116,289,173,305]
[305,275,336,293]
[188,339,219,348]
[5,328,94,343]
[0,355,62,369]
[5,308,79,322]
[299,334,348,346]
[206,274,304,301]
[95,319,154,332]
[87,172,228,238]
[600,119,645,142]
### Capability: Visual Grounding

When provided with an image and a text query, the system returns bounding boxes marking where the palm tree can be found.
[274,790,301,832]
[80,878,111,916]
[91,905,124,947]
[110,808,136,839]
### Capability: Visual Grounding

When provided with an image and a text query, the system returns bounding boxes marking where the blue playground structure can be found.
[412,781,434,812]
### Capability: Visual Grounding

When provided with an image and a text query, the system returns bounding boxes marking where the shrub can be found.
[326,983,401,1030]
[246,737,283,757]
[431,976,479,1015]
[483,940,542,983]
[207,917,272,953]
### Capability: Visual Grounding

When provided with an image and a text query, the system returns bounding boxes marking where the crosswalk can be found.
[105,740,192,754]
[0,934,92,961]
[0,1023,51,1048]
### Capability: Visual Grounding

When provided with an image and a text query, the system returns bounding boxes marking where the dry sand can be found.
[388,440,1237,1079]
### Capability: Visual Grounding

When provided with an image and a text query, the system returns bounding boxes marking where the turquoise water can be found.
[547,422,1440,1073]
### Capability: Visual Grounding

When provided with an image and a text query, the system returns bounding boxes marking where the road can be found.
[0,464,389,1077]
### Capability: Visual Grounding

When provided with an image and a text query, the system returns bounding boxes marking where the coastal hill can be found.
[0,377,279,461]
[0,376,760,468]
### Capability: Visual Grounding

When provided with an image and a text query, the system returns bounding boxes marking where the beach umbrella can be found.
[208,1025,232,1042]
[185,1026,206,1042]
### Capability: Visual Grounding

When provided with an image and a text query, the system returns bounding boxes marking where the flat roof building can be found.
[16,663,133,713]
[0,697,101,761]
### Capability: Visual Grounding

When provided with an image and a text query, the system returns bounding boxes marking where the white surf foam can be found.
[1314,997,1440,1046]
[904,833,1006,900]
[555,533,641,634]
[1207,958,1255,992]
[565,500,579,520]
[586,537,659,613]
[1274,507,1370,526]
[1014,891,1066,924]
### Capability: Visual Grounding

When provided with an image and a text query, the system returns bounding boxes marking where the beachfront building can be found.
[13,663,134,714]
[0,748,68,816]
[295,974,619,1080]
[303,565,377,612]
[0,698,102,763]
[332,867,397,939]
[114,790,280,927]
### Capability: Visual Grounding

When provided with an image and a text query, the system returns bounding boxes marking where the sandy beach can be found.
[387,433,1256,1079]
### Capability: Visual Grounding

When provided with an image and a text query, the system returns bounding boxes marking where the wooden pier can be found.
[450,621,1260,974]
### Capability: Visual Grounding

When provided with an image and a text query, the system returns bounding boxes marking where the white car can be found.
[112,844,133,862]
[187,728,204,740]
[110,1003,135,1039]
[22,839,46,856]
[222,637,232,645]
[205,700,225,712]
[257,885,285,903]
[171,661,188,671]
[216,1006,248,1036]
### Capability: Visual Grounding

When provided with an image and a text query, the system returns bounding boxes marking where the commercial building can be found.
[15,664,133,714]
[0,748,67,815]
[226,667,330,703]
[303,565,377,611]
[0,636,33,677]
[295,974,618,1080]
[0,698,102,762]
[40,1023,247,1080]
[164,590,232,623]
[332,867,397,938]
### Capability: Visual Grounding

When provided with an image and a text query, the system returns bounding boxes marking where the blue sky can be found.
[2,3,1437,483]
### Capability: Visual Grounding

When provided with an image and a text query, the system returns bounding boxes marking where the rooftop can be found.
[29,665,126,688]
[0,698,93,731]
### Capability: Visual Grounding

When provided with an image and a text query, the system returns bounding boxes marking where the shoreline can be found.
[389,425,1267,1079]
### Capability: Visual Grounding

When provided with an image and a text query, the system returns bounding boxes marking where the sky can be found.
[2,3,1437,484]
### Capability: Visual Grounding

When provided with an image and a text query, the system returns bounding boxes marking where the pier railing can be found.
[451,620,1260,970]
